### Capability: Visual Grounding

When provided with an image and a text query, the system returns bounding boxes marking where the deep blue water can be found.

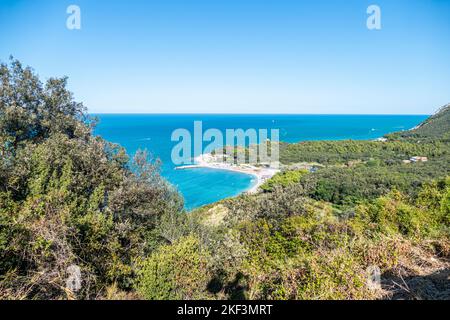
[93,114,427,210]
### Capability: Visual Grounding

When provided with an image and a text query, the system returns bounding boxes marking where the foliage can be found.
[300,159,449,205]
[0,59,183,299]
[135,235,210,300]
[260,170,308,192]
[273,107,450,206]
[279,139,449,165]
[387,104,450,141]
[185,105,450,299]
[196,179,449,299]
[1,58,449,300]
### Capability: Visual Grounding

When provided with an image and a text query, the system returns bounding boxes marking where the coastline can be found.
[96,114,427,209]
[175,154,280,194]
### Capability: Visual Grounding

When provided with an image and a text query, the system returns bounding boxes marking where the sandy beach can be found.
[175,154,280,194]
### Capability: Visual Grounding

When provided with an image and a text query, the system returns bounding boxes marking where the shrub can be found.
[0,59,184,299]
[135,235,211,300]
[260,170,308,192]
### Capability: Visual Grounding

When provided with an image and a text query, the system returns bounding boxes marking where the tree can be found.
[0,58,184,299]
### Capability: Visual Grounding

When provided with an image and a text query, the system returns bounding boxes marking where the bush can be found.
[0,59,184,299]
[135,235,211,300]
[260,170,308,192]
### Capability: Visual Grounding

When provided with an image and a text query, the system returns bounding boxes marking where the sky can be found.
[0,0,449,114]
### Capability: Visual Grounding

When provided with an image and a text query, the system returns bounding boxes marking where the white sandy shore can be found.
[175,154,280,194]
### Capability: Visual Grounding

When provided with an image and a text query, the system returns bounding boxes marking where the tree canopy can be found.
[0,58,183,299]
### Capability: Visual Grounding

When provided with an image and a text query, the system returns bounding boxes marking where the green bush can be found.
[135,235,210,300]
[0,59,184,299]
[260,170,308,192]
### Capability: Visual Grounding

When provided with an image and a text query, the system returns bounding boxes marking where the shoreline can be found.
[175,154,280,194]
[169,114,428,204]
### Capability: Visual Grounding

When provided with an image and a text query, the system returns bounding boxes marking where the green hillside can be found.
[388,104,450,140]
[179,105,450,300]
[129,105,450,300]
[277,107,450,206]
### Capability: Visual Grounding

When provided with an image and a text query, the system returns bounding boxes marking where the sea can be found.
[93,114,427,210]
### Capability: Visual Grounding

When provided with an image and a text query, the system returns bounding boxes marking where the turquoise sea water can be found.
[93,114,427,210]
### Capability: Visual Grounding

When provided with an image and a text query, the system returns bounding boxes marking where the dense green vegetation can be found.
[300,160,449,205]
[277,108,450,206]
[138,105,450,300]
[140,179,449,299]
[260,170,308,192]
[135,105,449,300]
[387,104,450,141]
[1,60,449,300]
[280,139,448,165]
[0,59,183,299]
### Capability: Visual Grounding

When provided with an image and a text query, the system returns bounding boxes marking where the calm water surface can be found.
[93,114,427,210]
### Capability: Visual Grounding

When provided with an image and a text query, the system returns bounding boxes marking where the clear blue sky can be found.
[1,0,449,114]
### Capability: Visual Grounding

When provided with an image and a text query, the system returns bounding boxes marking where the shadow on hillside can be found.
[207,272,249,300]
[382,268,450,300]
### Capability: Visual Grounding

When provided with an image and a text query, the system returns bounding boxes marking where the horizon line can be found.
[88,112,431,116]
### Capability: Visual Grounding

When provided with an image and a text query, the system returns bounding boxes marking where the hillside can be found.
[276,107,450,206]
[1,59,448,300]
[281,105,450,165]
[388,104,450,140]
[180,106,450,300]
